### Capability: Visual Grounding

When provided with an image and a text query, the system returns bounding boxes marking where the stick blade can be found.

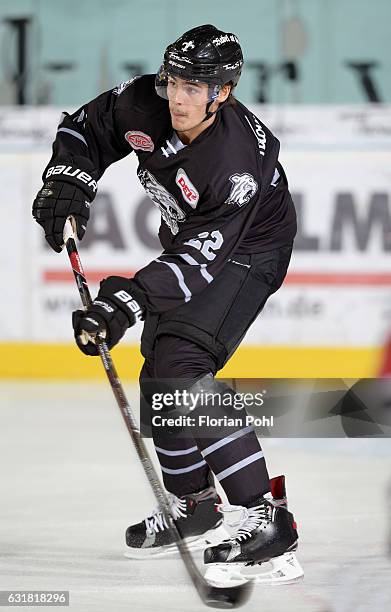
[198,577,253,608]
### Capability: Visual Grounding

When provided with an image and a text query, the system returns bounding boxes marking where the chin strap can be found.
[203,97,230,122]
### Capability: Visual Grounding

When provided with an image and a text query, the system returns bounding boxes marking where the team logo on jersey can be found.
[225,173,259,207]
[125,131,154,152]
[175,169,199,208]
[113,76,140,96]
[138,169,186,235]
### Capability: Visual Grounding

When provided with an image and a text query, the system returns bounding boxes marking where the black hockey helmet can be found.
[156,24,243,102]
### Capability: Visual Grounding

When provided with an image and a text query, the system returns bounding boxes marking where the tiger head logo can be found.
[225,173,259,207]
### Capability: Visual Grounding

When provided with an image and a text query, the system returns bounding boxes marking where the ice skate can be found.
[204,476,304,587]
[125,486,228,558]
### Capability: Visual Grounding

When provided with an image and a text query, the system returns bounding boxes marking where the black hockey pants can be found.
[139,245,292,504]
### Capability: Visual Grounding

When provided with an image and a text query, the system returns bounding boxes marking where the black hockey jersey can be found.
[44,75,296,313]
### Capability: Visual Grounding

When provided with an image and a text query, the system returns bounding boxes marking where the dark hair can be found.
[225,82,238,106]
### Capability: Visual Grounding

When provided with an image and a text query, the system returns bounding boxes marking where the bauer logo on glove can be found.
[114,290,144,320]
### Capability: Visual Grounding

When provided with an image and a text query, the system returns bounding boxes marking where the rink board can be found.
[0,342,383,379]
[1,106,391,378]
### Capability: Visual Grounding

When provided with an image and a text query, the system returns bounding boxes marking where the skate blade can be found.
[251,552,304,585]
[124,524,229,559]
[204,552,304,587]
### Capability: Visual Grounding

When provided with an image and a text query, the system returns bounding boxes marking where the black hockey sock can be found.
[195,428,271,505]
[153,437,213,497]
[185,375,271,505]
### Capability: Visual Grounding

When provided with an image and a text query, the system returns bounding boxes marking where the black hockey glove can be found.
[32,160,98,252]
[32,181,92,253]
[72,276,145,356]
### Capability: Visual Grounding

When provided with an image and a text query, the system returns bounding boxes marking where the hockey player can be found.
[32,25,303,585]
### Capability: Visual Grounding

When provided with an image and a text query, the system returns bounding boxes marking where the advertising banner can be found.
[1,106,390,349]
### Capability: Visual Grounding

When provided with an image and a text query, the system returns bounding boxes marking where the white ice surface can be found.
[0,382,390,612]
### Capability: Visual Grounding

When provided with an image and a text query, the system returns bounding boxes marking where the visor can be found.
[155,65,221,104]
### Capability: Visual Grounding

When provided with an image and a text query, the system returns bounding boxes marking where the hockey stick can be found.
[63,219,252,608]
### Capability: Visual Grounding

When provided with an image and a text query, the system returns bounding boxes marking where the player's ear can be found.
[218,83,231,103]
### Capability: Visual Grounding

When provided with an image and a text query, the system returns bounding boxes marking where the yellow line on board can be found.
[0,343,383,379]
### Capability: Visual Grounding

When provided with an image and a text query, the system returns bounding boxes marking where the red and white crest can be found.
[125,131,154,152]
[175,168,199,208]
